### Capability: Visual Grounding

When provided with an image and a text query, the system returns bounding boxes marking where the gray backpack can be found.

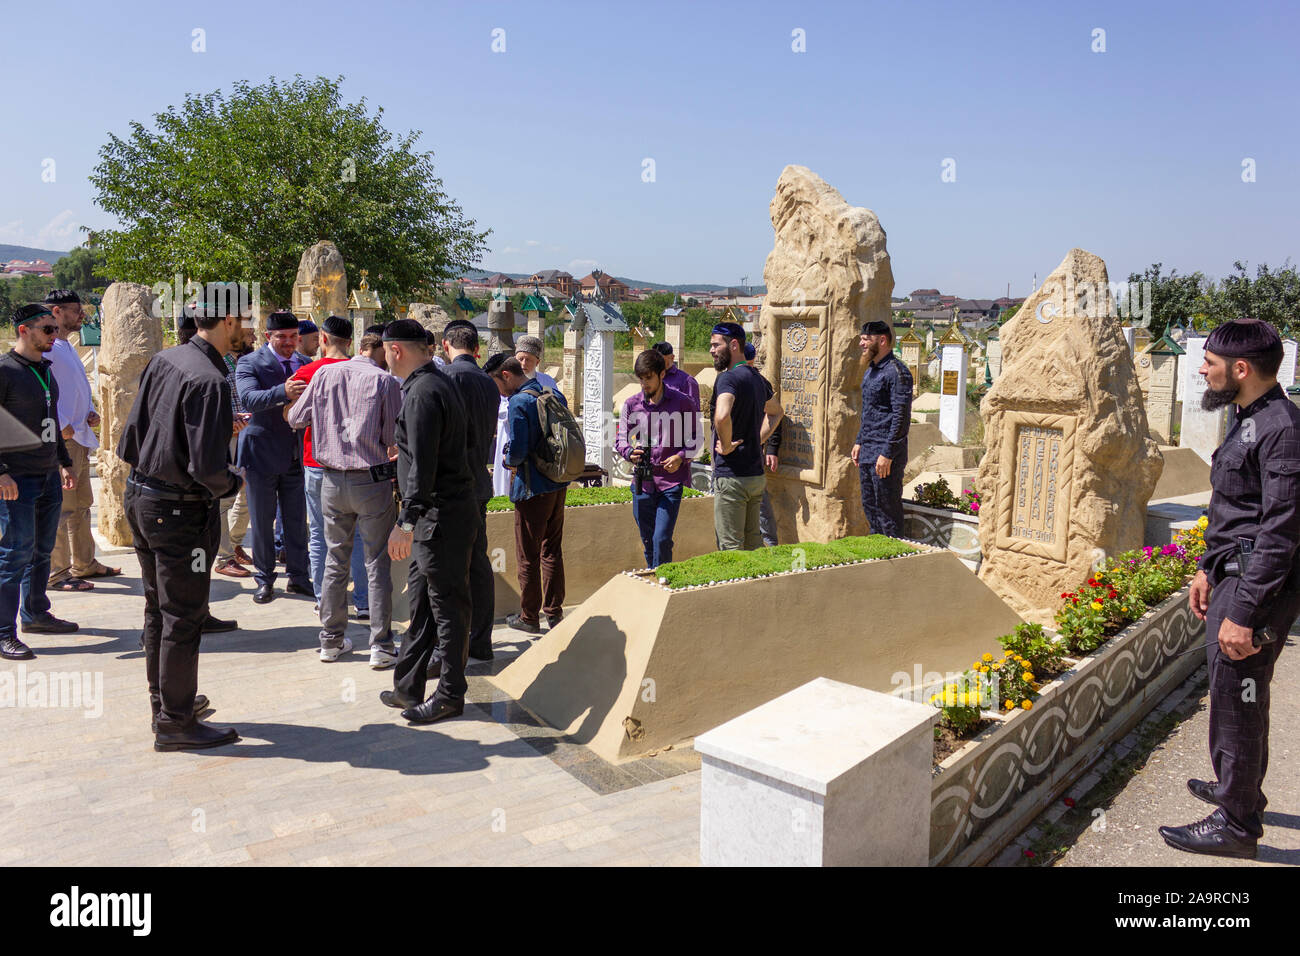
[531,388,586,483]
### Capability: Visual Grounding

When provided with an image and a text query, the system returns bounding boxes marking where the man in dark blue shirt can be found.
[710,322,783,550]
[852,320,912,537]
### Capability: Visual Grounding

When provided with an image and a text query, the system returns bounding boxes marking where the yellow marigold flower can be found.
[982,652,994,662]
[1023,671,1034,681]
[1004,650,1014,657]
[1122,606,1128,613]
[991,662,1002,670]
[1022,700,1033,710]
[1091,601,1103,611]
[1095,570,1104,580]
[1005,699,1015,710]
[1197,515,1208,530]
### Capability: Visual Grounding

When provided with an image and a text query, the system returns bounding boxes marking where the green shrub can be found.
[997,622,1067,675]
[485,485,703,512]
[655,535,917,589]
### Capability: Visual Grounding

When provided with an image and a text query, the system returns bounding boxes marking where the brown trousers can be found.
[49,440,101,582]
[514,488,566,623]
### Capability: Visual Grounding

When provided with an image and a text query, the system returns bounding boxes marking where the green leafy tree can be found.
[88,75,489,309]
[52,245,109,294]
[1125,263,1209,339]
[1201,261,1300,337]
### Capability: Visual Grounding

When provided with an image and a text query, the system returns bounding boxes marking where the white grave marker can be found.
[938,344,968,443]
[1179,336,1228,464]
[1280,339,1297,388]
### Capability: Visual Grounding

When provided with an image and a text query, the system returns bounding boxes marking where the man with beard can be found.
[1159,318,1300,860]
[214,312,255,578]
[709,322,783,551]
[851,320,912,538]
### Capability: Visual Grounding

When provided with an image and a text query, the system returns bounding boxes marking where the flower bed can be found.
[486,484,703,512]
[654,535,918,589]
[925,518,1208,866]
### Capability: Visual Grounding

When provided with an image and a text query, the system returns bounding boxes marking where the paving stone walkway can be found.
[0,521,701,866]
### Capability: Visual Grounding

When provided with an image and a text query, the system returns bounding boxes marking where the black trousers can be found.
[245,464,309,590]
[392,499,476,705]
[1205,576,1299,839]
[859,453,906,537]
[467,499,494,658]
[126,484,220,733]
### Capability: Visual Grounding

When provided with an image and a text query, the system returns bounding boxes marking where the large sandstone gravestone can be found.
[976,249,1163,623]
[760,165,892,542]
[97,283,164,546]
[292,241,347,323]
[407,303,451,342]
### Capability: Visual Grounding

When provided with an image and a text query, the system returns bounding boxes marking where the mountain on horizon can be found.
[459,268,765,295]
[0,244,70,264]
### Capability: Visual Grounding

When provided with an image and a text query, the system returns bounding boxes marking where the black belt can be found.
[128,476,211,502]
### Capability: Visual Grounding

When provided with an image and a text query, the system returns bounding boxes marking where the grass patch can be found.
[486,485,704,512]
[654,535,918,589]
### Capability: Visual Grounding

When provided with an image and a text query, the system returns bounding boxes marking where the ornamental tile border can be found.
[902,501,981,565]
[928,585,1204,866]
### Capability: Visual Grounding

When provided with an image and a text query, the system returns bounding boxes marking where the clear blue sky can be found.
[4,0,1297,297]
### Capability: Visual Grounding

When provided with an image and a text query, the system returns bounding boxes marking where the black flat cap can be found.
[442,318,478,336]
[1206,318,1282,359]
[861,320,891,336]
[382,319,429,343]
[267,311,298,331]
[322,315,352,340]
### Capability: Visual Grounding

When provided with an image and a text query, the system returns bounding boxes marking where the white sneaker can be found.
[369,645,398,670]
[320,637,353,662]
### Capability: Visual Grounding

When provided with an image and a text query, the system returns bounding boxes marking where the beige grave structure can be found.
[492,547,1021,762]
[758,165,893,542]
[1142,332,1183,443]
[407,302,451,342]
[898,328,924,397]
[976,248,1163,624]
[520,286,552,340]
[97,282,164,546]
[291,240,347,324]
[486,291,515,356]
[662,295,686,357]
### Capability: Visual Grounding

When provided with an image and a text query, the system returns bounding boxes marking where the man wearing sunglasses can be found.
[0,305,78,661]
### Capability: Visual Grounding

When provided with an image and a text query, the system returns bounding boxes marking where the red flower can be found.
[1087,579,1097,587]
[1024,849,1037,858]
[1108,590,1118,599]
[1063,797,1076,808]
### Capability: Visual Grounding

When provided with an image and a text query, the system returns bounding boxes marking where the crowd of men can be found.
[7,289,1298,859]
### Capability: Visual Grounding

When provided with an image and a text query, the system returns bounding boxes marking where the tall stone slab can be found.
[562,325,583,419]
[939,343,968,443]
[97,282,164,546]
[408,303,451,343]
[976,249,1163,624]
[292,241,347,323]
[760,165,892,542]
[1179,337,1228,464]
[583,325,616,475]
[1280,339,1297,388]
[1146,350,1179,443]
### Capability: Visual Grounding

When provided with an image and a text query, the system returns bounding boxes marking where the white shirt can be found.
[491,394,511,497]
[49,338,97,450]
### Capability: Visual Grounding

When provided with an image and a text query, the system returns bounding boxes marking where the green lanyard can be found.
[27,365,51,414]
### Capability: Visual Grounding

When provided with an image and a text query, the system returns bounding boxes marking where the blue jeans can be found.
[305,466,368,610]
[0,470,64,639]
[632,483,683,567]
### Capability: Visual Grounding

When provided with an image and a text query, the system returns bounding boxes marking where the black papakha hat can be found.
[364,324,386,336]
[382,318,429,343]
[12,304,53,327]
[442,318,478,336]
[43,289,81,305]
[652,341,673,356]
[861,320,891,336]
[481,351,508,375]
[322,315,353,340]
[1205,318,1283,359]
[266,311,298,331]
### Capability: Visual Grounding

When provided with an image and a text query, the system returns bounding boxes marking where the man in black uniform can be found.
[1159,318,1300,858]
[438,318,500,663]
[0,305,78,661]
[851,320,912,537]
[377,320,477,724]
[118,295,243,751]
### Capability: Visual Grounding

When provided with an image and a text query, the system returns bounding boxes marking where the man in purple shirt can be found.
[653,341,701,412]
[615,349,703,567]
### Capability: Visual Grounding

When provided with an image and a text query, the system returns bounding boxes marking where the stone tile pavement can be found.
[0,522,701,866]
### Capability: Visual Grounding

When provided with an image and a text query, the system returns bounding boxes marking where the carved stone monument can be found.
[97,282,164,546]
[573,294,627,476]
[292,241,347,324]
[976,248,1163,623]
[346,269,381,353]
[1144,332,1183,444]
[1179,336,1228,464]
[760,165,891,542]
[486,290,516,356]
[938,320,968,444]
[1281,338,1297,388]
[408,302,451,343]
[662,295,686,358]
[899,328,923,397]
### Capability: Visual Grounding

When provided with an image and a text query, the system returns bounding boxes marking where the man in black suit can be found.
[235,311,312,603]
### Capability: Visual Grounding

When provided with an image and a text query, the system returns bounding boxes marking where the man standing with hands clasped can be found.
[851,320,911,538]
[379,320,476,724]
[1159,318,1300,859]
[0,305,78,661]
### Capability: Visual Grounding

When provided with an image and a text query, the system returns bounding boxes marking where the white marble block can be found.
[696,677,937,867]
[1179,337,1228,464]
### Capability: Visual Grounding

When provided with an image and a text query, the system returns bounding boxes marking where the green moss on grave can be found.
[486,485,704,512]
[654,535,919,589]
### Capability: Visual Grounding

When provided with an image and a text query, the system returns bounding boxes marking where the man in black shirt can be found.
[118,296,243,751]
[710,322,783,551]
[378,320,477,724]
[1159,318,1300,859]
[438,319,500,663]
[0,305,77,660]
[852,320,912,537]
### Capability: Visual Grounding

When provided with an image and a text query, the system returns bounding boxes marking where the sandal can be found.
[82,566,122,579]
[51,578,94,592]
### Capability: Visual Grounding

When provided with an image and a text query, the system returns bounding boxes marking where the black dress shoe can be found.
[151,695,212,732]
[402,697,464,724]
[202,615,237,633]
[1,636,34,660]
[154,721,239,752]
[468,643,494,661]
[504,613,542,634]
[285,581,314,597]
[21,614,78,634]
[1187,778,1221,807]
[1159,809,1258,859]
[380,690,418,710]
[252,585,274,604]
[546,614,563,629]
